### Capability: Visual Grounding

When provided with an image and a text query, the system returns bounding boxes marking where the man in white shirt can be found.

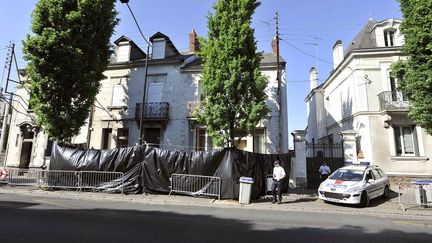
[319,162,331,182]
[272,160,286,204]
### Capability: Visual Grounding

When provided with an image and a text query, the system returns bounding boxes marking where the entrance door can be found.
[19,142,33,168]
[19,127,35,169]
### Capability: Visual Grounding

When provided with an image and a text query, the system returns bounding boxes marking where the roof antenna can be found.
[368,10,374,21]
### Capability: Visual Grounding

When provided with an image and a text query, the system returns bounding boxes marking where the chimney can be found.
[332,40,343,69]
[309,67,318,90]
[189,29,199,53]
[271,35,279,55]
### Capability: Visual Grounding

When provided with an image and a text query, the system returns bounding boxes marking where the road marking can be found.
[393,220,432,228]
[35,199,75,209]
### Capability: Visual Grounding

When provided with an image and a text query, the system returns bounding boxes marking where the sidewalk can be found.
[1,185,431,219]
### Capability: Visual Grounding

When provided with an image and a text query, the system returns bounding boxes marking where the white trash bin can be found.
[239,177,254,204]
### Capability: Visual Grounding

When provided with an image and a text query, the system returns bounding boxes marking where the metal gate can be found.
[306,144,345,189]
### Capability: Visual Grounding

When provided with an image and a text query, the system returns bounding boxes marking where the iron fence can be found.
[169,173,221,200]
[305,143,344,158]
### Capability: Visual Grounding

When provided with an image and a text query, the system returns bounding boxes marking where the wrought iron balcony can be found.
[186,101,203,118]
[135,102,169,121]
[378,91,410,111]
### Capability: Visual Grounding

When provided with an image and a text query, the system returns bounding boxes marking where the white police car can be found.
[318,163,389,207]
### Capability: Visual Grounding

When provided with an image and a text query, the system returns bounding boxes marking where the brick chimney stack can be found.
[272,35,279,55]
[189,29,199,53]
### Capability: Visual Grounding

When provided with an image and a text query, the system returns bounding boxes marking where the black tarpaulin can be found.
[50,144,292,199]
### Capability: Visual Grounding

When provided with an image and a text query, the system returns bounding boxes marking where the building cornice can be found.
[322,46,405,90]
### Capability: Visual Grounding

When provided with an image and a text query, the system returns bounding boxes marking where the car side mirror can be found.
[366,173,372,182]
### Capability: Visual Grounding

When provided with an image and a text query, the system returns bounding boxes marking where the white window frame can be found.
[384,29,396,47]
[393,125,419,156]
[196,128,213,151]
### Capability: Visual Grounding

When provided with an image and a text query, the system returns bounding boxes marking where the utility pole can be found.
[0,43,15,167]
[275,11,280,94]
[139,46,150,145]
[275,11,283,153]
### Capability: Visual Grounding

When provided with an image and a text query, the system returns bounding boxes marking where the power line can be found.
[280,38,334,66]
[123,2,152,47]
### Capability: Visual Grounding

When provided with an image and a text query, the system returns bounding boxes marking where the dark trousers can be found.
[320,174,329,182]
[271,180,282,201]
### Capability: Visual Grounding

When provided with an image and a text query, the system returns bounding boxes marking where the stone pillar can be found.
[291,130,307,188]
[339,130,358,163]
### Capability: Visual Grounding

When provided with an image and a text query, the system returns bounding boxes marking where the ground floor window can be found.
[253,128,266,153]
[393,125,419,156]
[44,140,54,156]
[234,139,247,151]
[116,128,129,148]
[102,128,112,149]
[196,128,213,151]
[144,128,161,148]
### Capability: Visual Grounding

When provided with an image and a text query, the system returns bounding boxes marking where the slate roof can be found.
[344,19,378,56]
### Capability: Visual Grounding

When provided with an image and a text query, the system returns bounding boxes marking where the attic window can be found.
[152,38,165,59]
[116,42,131,62]
[384,29,395,47]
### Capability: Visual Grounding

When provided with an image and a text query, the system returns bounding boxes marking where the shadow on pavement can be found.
[0,199,431,243]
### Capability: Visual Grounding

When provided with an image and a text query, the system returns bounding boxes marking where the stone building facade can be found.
[4,30,288,168]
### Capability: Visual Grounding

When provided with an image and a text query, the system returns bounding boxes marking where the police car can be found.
[318,163,390,207]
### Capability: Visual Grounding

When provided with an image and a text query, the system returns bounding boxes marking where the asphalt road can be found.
[0,193,431,243]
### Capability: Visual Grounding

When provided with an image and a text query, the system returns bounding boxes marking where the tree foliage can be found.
[198,0,269,147]
[391,0,432,134]
[23,0,118,142]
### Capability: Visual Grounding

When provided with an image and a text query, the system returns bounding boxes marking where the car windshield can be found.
[329,168,364,181]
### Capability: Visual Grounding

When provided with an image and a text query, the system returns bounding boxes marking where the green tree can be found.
[198,0,269,147]
[23,0,118,142]
[391,0,432,134]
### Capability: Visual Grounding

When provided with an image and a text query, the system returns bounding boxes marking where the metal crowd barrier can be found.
[397,183,432,211]
[170,173,221,200]
[5,168,124,193]
[7,168,43,186]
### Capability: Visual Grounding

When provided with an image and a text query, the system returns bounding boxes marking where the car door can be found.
[371,169,385,198]
[365,170,378,198]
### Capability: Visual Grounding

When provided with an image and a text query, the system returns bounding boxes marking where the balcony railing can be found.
[378,91,410,111]
[186,101,203,118]
[135,102,169,120]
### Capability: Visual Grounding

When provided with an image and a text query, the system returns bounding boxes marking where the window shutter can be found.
[116,42,131,62]
[112,85,126,106]
[152,39,166,59]
[412,125,420,156]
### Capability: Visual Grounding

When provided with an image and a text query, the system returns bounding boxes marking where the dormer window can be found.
[152,38,166,59]
[116,41,131,62]
[384,29,395,47]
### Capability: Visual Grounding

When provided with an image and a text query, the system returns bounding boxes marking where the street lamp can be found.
[120,0,151,145]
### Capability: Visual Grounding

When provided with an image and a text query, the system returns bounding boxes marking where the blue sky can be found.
[0,0,402,148]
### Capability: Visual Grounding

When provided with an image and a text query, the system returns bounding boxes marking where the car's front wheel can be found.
[359,191,370,207]
[382,185,390,199]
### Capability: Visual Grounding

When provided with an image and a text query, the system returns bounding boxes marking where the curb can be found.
[1,186,431,219]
